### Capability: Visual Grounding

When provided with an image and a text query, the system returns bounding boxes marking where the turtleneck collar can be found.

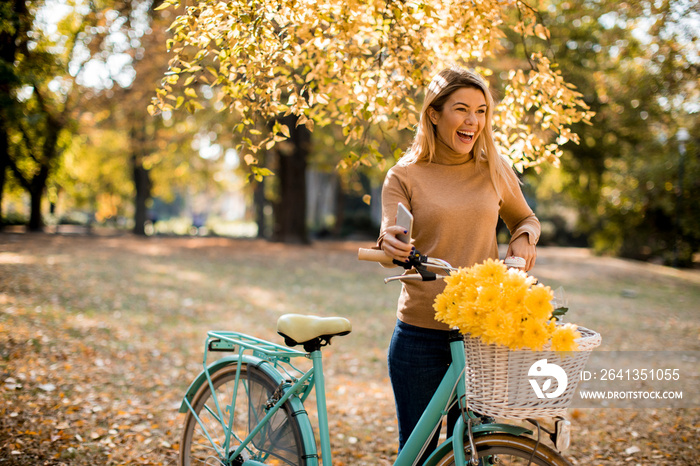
[432,136,474,165]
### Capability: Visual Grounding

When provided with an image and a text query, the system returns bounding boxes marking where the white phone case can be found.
[396,203,413,244]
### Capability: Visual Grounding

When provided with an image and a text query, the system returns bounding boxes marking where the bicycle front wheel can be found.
[434,433,572,466]
[179,363,308,466]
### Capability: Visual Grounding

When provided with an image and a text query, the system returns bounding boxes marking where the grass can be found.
[1,233,698,465]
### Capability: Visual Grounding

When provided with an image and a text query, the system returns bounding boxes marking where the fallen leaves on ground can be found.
[1,234,698,465]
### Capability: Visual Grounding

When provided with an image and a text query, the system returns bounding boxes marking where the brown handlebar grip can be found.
[358,248,394,265]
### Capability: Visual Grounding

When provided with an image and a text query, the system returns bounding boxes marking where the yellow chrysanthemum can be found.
[502,268,529,288]
[433,293,452,320]
[504,285,528,312]
[503,269,529,297]
[434,258,581,352]
[459,284,479,304]
[550,323,581,352]
[476,284,502,310]
[516,317,552,351]
[443,269,465,288]
[472,258,507,283]
[454,302,480,334]
[524,284,554,321]
[480,311,518,347]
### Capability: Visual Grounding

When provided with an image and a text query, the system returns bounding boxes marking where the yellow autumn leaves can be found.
[434,259,580,352]
[154,0,593,177]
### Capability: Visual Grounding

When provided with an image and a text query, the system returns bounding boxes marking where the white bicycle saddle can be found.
[277,314,352,347]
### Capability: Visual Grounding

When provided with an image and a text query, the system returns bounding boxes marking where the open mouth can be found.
[457,130,475,144]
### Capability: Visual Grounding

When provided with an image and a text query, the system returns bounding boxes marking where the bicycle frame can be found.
[397,331,531,466]
[181,329,532,466]
[180,331,319,463]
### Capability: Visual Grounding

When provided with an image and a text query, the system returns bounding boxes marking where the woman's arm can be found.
[506,233,537,271]
[377,167,414,263]
[499,179,541,272]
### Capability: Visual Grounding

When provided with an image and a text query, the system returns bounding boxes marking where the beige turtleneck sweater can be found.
[377,142,541,330]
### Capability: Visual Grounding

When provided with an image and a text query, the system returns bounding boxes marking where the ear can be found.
[428,107,439,125]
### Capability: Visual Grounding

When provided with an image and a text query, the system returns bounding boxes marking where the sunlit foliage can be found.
[151,0,593,178]
[526,0,699,264]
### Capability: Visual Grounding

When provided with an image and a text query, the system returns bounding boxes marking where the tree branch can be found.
[16,119,41,166]
[516,0,557,70]
[6,150,31,191]
[30,84,61,129]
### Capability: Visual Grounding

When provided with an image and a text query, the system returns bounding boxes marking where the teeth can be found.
[457,130,474,137]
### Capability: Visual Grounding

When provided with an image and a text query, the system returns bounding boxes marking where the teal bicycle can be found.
[177,249,573,466]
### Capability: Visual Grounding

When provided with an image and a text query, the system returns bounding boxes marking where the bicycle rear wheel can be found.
[434,433,572,466]
[179,363,308,466]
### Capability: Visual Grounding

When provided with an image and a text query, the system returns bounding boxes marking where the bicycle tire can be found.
[433,433,572,466]
[179,362,308,466]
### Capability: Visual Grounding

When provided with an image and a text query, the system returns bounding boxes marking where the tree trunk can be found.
[332,174,345,237]
[27,164,49,231]
[0,0,26,231]
[25,122,60,232]
[132,153,152,236]
[28,186,44,231]
[130,119,152,236]
[0,131,7,231]
[253,179,266,239]
[271,115,310,244]
[0,92,9,231]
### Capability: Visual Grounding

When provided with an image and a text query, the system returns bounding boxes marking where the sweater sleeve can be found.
[499,176,541,246]
[376,165,411,251]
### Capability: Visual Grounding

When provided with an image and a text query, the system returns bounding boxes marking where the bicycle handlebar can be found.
[357,248,395,265]
[358,247,457,283]
[359,248,526,285]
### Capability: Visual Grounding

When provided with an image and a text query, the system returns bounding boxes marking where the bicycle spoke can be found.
[434,433,571,466]
[180,363,307,466]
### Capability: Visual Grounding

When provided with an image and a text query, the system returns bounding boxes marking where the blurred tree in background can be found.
[0,0,28,230]
[98,1,239,235]
[522,0,698,266]
[1,0,145,231]
[0,0,236,235]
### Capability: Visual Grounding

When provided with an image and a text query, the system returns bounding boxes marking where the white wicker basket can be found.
[463,326,601,420]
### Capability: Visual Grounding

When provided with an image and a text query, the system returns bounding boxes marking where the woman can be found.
[377,67,541,460]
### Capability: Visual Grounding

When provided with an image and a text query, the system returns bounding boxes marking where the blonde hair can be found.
[399,66,519,196]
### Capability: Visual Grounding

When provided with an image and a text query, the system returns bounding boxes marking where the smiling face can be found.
[428,87,487,158]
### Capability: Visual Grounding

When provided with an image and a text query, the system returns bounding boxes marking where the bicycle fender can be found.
[179,355,282,413]
[424,422,533,466]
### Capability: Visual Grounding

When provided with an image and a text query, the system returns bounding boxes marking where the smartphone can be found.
[396,203,413,244]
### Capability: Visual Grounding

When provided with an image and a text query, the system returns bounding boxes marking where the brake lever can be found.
[388,249,438,282]
[384,270,450,284]
[385,274,422,284]
[391,249,425,269]
[383,250,458,284]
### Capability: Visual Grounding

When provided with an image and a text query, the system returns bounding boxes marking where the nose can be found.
[465,111,477,125]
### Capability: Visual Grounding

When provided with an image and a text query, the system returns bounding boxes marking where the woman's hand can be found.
[381,225,414,263]
[506,234,537,272]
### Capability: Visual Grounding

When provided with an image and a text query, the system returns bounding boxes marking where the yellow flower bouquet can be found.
[434,259,601,419]
[434,258,581,352]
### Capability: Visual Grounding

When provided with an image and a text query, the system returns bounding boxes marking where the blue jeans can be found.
[388,320,460,464]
